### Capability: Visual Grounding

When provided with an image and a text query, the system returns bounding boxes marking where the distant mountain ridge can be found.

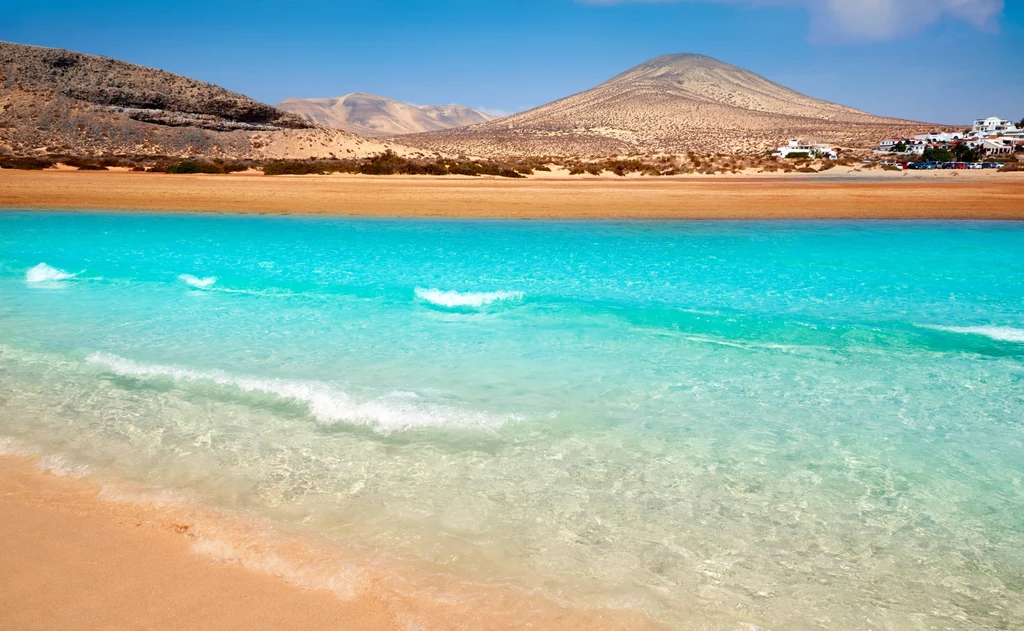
[400,53,934,156]
[277,93,495,137]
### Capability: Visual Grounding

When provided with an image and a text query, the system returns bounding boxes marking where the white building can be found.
[971,117,1017,138]
[914,132,965,143]
[774,139,838,160]
[980,139,1014,155]
[876,138,901,152]
[874,138,926,156]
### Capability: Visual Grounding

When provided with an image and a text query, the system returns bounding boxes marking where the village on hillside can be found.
[775,116,1023,170]
[870,116,1023,169]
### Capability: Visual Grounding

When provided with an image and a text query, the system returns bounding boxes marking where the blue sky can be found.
[2,0,1021,124]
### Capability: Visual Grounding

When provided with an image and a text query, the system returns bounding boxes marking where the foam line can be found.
[86,352,516,433]
[415,287,523,308]
[919,324,1024,343]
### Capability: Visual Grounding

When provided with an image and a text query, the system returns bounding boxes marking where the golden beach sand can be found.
[1,168,1022,219]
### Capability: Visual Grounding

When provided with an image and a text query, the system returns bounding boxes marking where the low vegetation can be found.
[0,156,53,170]
[262,151,525,178]
[1,148,1019,177]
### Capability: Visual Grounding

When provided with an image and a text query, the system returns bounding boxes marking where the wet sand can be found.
[0,455,401,631]
[0,454,658,630]
[1,169,1022,219]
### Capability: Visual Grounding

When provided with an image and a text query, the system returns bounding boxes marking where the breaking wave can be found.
[86,352,516,433]
[415,287,524,308]
[179,274,217,289]
[25,263,76,283]
[920,325,1024,343]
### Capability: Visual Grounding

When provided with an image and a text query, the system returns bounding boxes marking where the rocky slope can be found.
[0,41,409,159]
[278,93,494,136]
[399,53,933,157]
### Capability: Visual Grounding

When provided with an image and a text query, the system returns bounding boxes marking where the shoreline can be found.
[0,452,660,631]
[0,454,401,631]
[1,169,1023,219]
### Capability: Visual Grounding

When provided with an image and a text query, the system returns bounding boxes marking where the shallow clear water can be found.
[2,212,1023,629]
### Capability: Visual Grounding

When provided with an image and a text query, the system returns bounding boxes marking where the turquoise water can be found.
[1,212,1023,629]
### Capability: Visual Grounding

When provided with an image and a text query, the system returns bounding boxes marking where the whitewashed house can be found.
[914,132,965,143]
[774,139,838,160]
[980,138,1014,155]
[970,117,1017,138]
[874,138,927,156]
[876,138,901,152]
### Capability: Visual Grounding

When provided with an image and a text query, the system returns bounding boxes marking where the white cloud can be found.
[576,0,1004,42]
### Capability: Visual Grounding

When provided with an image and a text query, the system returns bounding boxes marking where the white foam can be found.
[25,262,76,283]
[98,483,193,509]
[0,436,32,456]
[86,352,516,433]
[179,274,217,289]
[921,325,1024,343]
[415,287,523,308]
[38,454,90,479]
[189,537,365,601]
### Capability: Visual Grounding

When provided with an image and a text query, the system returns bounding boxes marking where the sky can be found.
[2,0,1021,124]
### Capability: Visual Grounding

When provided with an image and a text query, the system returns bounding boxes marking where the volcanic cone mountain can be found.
[0,41,404,159]
[277,93,494,137]
[400,53,932,157]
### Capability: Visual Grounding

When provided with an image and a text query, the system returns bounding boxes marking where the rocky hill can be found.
[278,93,494,136]
[0,41,407,159]
[399,53,933,157]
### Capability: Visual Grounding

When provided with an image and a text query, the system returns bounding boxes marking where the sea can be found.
[1,211,1022,630]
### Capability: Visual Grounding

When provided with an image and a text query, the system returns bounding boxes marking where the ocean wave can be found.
[86,352,516,433]
[25,262,77,283]
[415,287,524,308]
[179,274,217,289]
[920,325,1024,343]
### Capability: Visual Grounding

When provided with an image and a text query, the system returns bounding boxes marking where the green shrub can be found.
[168,161,201,174]
[784,152,810,159]
[168,160,225,174]
[918,147,952,162]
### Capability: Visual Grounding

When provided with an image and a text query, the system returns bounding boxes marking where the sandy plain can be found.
[1,168,1023,219]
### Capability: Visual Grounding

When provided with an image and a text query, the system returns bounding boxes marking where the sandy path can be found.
[1,170,1022,219]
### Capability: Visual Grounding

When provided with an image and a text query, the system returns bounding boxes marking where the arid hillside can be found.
[400,53,937,157]
[278,93,494,136]
[0,41,409,159]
